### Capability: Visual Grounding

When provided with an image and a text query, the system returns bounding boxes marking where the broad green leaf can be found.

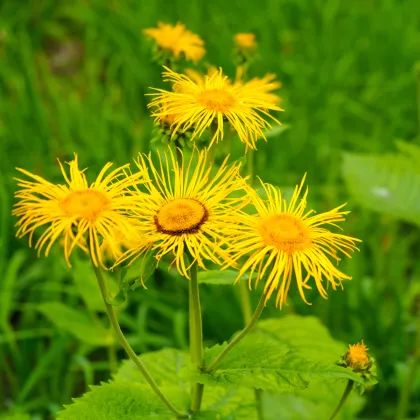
[198,270,238,285]
[36,302,112,346]
[113,348,257,419]
[252,315,346,363]
[342,143,420,226]
[263,381,364,419]
[57,382,184,419]
[58,380,257,420]
[113,348,189,390]
[194,337,360,393]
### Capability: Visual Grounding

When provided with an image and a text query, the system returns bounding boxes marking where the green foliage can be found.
[113,348,189,388]
[263,382,364,420]
[198,270,238,285]
[60,348,257,419]
[193,316,361,393]
[58,382,183,420]
[36,302,112,346]
[342,142,420,226]
[1,0,418,418]
[252,316,346,363]
[0,415,31,420]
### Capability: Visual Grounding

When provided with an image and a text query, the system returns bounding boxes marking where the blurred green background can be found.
[0,0,419,419]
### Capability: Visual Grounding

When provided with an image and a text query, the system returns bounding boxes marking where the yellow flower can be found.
[345,341,370,369]
[235,72,282,107]
[184,66,219,86]
[234,33,257,50]
[149,67,282,150]
[143,22,205,63]
[13,155,147,268]
[116,147,249,278]
[226,175,361,308]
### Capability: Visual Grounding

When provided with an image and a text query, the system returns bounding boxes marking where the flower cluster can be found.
[13,21,361,309]
[14,151,359,308]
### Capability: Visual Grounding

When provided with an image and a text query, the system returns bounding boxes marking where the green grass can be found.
[0,0,419,418]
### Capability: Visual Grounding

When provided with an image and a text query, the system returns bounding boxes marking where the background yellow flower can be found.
[143,22,205,63]
[149,67,282,150]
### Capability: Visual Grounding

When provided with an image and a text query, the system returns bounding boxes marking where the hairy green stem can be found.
[329,380,354,420]
[90,257,188,419]
[188,255,204,413]
[205,293,266,373]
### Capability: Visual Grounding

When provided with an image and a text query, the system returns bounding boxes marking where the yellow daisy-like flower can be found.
[13,155,147,267]
[345,341,370,369]
[116,147,249,278]
[143,22,205,63]
[234,33,257,50]
[235,73,282,108]
[184,66,219,87]
[227,175,361,308]
[149,67,282,150]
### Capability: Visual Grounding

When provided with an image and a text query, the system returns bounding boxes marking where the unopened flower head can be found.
[149,67,282,150]
[13,155,147,268]
[143,22,205,63]
[116,147,249,278]
[345,341,370,370]
[234,33,257,50]
[226,175,361,308]
[338,340,378,393]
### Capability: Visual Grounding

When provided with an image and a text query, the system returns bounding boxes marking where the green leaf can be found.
[198,270,238,285]
[113,348,190,391]
[263,124,290,138]
[113,349,257,419]
[72,259,108,312]
[342,143,420,226]
[57,382,185,420]
[36,302,112,346]
[252,315,346,363]
[190,316,362,393]
[195,337,360,393]
[263,381,365,419]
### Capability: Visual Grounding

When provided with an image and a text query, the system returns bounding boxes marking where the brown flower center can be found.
[61,190,109,221]
[259,214,310,252]
[197,89,235,113]
[155,198,208,235]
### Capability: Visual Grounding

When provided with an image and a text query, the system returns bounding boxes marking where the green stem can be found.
[89,257,188,419]
[205,293,266,373]
[328,380,354,420]
[396,319,420,420]
[188,255,204,413]
[255,389,264,420]
[247,148,255,186]
[238,281,253,324]
[107,335,118,373]
[415,62,420,138]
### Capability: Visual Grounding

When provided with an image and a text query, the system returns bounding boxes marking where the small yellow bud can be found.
[345,341,370,370]
[234,33,257,50]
